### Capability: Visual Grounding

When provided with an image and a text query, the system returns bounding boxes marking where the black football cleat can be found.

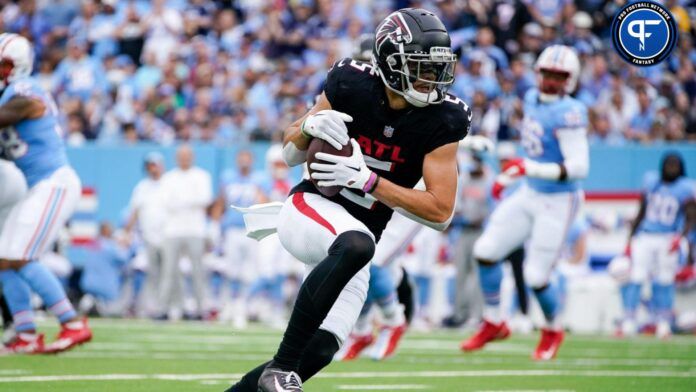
[257,367,303,392]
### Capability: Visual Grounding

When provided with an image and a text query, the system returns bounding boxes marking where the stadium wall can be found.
[66,143,696,224]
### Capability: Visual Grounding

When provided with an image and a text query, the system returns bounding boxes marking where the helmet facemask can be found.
[384,47,456,107]
[537,68,570,98]
[0,58,15,90]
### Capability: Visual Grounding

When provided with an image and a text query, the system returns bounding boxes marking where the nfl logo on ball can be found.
[383,125,394,137]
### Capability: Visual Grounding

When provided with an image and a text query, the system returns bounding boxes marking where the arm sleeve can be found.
[128,183,143,211]
[557,127,589,180]
[193,171,214,207]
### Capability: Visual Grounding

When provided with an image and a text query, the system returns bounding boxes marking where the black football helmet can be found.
[372,8,456,107]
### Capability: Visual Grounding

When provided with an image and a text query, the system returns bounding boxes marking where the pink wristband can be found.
[362,172,379,193]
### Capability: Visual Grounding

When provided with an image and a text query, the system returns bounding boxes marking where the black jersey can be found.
[291,58,471,241]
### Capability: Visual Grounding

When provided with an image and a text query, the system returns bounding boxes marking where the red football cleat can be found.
[1,333,45,355]
[370,324,407,360]
[335,333,374,361]
[43,318,92,354]
[533,328,564,361]
[460,320,510,352]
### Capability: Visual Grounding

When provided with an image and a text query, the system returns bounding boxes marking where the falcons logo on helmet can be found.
[375,12,413,53]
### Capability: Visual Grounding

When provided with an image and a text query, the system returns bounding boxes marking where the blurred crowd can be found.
[1,0,695,146]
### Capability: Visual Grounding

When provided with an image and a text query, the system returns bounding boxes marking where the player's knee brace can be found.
[299,329,340,381]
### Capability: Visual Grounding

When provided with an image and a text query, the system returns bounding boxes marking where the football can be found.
[307,137,353,197]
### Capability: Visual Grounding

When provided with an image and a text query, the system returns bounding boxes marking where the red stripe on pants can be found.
[292,193,337,235]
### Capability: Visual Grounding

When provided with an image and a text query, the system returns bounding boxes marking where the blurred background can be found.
[2,0,695,336]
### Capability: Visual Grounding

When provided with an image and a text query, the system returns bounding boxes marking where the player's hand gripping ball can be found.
[310,139,377,197]
[301,109,352,150]
[307,137,354,197]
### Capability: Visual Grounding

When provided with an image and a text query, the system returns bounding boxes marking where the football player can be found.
[210,150,267,329]
[0,33,92,354]
[251,145,295,328]
[334,212,419,361]
[0,160,27,343]
[620,152,695,339]
[226,8,471,392]
[461,45,588,361]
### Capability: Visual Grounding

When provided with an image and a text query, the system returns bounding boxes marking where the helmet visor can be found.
[389,48,457,97]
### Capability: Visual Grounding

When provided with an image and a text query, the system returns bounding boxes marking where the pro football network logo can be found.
[611,1,677,66]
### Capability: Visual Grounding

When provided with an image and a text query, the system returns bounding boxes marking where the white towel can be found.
[230,202,284,241]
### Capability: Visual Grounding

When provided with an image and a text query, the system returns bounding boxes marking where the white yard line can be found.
[398,355,696,367]
[473,390,575,392]
[51,350,696,368]
[336,385,429,390]
[62,351,271,361]
[0,370,28,375]
[0,369,695,383]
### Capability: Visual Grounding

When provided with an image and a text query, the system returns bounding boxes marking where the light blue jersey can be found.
[639,172,695,234]
[0,77,68,187]
[520,89,588,193]
[257,175,292,203]
[220,169,264,230]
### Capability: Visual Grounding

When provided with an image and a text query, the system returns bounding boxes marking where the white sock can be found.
[18,332,39,341]
[380,302,405,327]
[483,304,501,324]
[353,314,372,336]
[63,320,85,330]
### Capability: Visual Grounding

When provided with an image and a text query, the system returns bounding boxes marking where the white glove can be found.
[459,135,495,154]
[309,139,379,193]
[301,110,352,150]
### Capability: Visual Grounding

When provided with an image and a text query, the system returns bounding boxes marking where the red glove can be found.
[668,235,682,254]
[492,158,526,200]
[500,158,526,177]
[492,181,505,200]
[675,265,695,283]
[624,242,632,257]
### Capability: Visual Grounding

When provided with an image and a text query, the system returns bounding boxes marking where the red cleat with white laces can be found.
[1,333,45,355]
[460,320,510,352]
[532,328,564,361]
[43,318,92,354]
[335,333,374,361]
[370,324,407,360]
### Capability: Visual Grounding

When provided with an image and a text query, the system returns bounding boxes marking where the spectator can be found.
[475,26,509,70]
[52,38,107,102]
[115,2,146,65]
[627,87,656,143]
[125,152,167,316]
[142,0,184,67]
[158,145,212,320]
[79,222,130,316]
[564,11,602,55]
[453,51,500,103]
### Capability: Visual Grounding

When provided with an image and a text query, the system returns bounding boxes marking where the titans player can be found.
[462,45,588,361]
[0,33,91,354]
[621,153,696,339]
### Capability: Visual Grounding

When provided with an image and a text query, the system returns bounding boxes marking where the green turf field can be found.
[0,319,694,391]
